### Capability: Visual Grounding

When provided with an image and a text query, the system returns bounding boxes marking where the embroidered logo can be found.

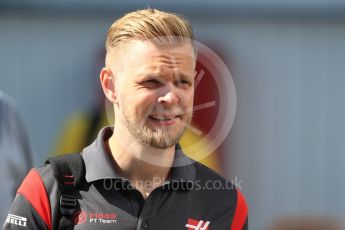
[72,211,117,225]
[185,218,210,230]
[6,214,27,227]
[89,212,117,224]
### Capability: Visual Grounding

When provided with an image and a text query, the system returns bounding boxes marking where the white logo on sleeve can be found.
[6,214,27,227]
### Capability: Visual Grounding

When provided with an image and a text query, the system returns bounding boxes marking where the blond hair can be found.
[105,8,195,65]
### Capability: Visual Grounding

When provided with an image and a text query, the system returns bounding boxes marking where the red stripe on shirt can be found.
[230,190,248,230]
[17,169,52,230]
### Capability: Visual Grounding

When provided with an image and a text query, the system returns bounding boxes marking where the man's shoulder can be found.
[186,161,247,219]
[18,164,57,194]
[36,163,53,174]
[189,160,241,198]
[193,160,233,185]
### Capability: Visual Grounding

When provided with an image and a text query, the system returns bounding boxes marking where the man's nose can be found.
[157,84,179,106]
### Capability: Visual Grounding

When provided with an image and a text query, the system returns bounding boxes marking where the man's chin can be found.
[148,142,176,149]
[128,122,186,149]
[146,135,178,149]
[141,131,183,149]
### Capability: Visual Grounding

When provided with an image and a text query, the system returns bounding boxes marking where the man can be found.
[3,9,248,230]
[0,91,32,225]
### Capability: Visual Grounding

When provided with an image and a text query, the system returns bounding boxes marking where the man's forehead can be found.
[149,52,193,65]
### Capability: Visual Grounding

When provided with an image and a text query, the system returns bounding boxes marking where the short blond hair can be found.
[105,8,195,65]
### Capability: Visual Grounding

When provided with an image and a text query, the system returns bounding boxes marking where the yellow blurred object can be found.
[180,127,222,174]
[51,110,108,156]
[52,112,90,156]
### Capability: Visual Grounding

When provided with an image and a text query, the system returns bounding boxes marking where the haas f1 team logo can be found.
[185,218,210,230]
[72,211,117,225]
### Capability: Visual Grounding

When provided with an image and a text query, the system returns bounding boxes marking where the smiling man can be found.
[3,9,248,230]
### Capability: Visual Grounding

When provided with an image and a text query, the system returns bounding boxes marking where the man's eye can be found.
[176,80,191,87]
[141,79,162,87]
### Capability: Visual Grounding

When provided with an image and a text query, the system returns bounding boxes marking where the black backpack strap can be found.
[45,153,85,230]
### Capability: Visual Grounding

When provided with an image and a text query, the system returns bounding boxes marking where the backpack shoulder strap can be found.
[46,153,85,188]
[45,153,85,230]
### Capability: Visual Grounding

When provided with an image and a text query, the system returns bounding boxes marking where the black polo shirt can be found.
[3,127,248,230]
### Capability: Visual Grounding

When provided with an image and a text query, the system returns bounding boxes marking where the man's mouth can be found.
[148,114,182,124]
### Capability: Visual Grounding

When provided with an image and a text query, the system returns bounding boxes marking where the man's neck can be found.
[107,129,175,198]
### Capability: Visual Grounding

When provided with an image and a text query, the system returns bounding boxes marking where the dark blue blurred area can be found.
[1,0,345,229]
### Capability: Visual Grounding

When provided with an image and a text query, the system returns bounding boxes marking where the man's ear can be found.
[100,67,118,103]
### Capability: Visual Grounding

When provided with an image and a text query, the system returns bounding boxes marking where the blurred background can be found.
[1,0,345,229]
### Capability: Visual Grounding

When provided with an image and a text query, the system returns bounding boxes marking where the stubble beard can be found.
[123,109,192,149]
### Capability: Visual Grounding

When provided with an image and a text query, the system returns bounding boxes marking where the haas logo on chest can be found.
[72,211,117,225]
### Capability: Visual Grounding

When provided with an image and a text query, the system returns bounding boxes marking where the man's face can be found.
[113,40,195,149]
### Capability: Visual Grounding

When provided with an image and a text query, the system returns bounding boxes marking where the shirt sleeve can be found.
[2,169,52,230]
[230,189,248,230]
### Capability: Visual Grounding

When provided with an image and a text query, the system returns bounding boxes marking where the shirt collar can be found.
[82,126,196,183]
